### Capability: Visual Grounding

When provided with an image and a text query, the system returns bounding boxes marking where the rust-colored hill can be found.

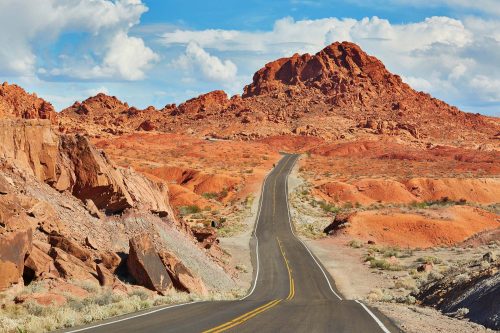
[58,42,499,146]
[0,82,56,123]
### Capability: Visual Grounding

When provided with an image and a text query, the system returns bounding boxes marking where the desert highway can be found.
[62,154,401,333]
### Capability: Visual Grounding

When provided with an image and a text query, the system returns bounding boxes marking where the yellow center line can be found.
[202,156,295,333]
[202,299,282,333]
[277,237,295,301]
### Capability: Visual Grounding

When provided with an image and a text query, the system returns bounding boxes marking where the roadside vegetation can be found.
[0,281,245,333]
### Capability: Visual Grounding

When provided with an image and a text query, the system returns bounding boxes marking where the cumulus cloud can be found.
[160,15,500,109]
[174,42,237,82]
[0,0,157,80]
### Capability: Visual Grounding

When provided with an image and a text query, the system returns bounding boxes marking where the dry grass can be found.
[0,281,242,333]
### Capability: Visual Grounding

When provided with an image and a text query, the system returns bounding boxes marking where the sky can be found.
[0,0,499,116]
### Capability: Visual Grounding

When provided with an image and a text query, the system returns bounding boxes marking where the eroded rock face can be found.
[0,229,32,290]
[127,233,173,294]
[0,82,56,122]
[59,135,134,214]
[0,119,59,184]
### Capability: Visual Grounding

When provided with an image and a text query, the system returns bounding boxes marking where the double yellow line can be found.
[202,299,282,333]
[202,156,295,333]
[277,237,295,300]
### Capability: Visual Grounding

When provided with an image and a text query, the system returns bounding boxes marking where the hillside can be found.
[58,42,499,147]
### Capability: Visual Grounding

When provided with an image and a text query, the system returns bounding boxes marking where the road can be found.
[63,154,401,333]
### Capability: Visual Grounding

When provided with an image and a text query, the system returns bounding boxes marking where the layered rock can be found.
[0,119,173,216]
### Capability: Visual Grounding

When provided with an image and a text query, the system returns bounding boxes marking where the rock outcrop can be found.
[0,119,173,216]
[417,255,500,330]
[0,229,32,290]
[0,82,56,123]
[57,42,499,144]
[127,233,173,294]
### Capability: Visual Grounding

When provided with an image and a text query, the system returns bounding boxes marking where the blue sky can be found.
[0,0,499,116]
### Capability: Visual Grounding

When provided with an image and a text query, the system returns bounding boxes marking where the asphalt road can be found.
[63,154,402,333]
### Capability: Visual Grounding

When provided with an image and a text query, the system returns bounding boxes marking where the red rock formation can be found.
[158,249,208,295]
[127,233,173,294]
[0,229,32,290]
[174,90,229,115]
[0,82,56,123]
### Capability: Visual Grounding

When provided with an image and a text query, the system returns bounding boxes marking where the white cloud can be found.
[85,86,110,97]
[174,42,237,82]
[0,0,157,80]
[101,32,159,80]
[160,15,500,108]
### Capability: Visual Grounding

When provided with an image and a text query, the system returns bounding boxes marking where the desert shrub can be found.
[347,239,363,248]
[369,259,404,271]
[202,192,218,200]
[179,205,201,215]
[367,288,393,302]
[395,295,416,304]
[318,201,340,214]
[127,289,149,301]
[342,202,353,209]
[416,256,442,264]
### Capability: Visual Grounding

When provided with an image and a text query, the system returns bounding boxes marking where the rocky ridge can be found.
[0,88,232,299]
[57,42,499,146]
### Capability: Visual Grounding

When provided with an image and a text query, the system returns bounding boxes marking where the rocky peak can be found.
[243,41,396,97]
[0,82,57,123]
[63,93,130,116]
[174,90,229,115]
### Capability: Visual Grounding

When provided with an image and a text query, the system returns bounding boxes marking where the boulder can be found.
[85,236,99,250]
[33,240,51,254]
[158,249,208,295]
[49,247,97,283]
[127,233,173,294]
[49,281,89,298]
[48,234,92,263]
[24,245,59,281]
[119,168,173,217]
[0,194,33,231]
[100,250,122,273]
[0,229,32,290]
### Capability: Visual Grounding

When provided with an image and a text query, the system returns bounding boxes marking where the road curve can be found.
[61,154,402,333]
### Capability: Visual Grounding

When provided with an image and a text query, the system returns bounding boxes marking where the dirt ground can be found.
[288,162,498,333]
